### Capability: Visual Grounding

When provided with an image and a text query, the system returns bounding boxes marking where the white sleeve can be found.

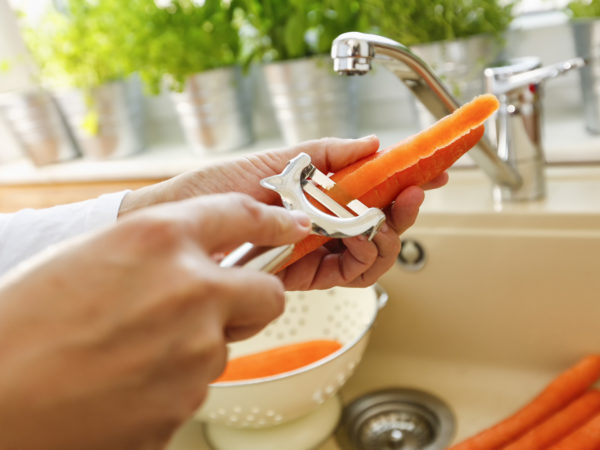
[0,190,130,276]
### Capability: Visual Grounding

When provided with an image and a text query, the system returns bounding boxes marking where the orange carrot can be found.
[547,410,600,450]
[332,95,498,200]
[450,354,600,450]
[278,94,498,270]
[214,339,342,382]
[548,413,600,450]
[503,389,600,450]
[337,125,485,210]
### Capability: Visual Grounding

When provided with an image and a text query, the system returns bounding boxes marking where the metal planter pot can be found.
[0,89,79,166]
[572,19,600,134]
[53,76,145,159]
[410,34,503,127]
[170,66,254,154]
[262,56,359,145]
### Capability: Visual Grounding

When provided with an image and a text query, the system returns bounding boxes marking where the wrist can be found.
[117,181,173,217]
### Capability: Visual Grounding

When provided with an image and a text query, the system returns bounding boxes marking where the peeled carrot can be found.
[503,389,600,450]
[547,410,600,450]
[278,94,498,270]
[332,94,499,200]
[449,354,600,450]
[213,339,342,382]
[340,126,485,209]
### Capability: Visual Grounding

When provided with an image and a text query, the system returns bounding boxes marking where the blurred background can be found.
[1,0,599,208]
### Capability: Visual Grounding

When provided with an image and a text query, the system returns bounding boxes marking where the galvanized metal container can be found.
[170,66,254,154]
[262,57,359,145]
[53,76,145,159]
[411,34,503,127]
[0,89,79,166]
[572,19,600,134]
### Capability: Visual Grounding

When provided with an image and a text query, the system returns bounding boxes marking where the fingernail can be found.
[290,210,311,230]
[379,223,390,233]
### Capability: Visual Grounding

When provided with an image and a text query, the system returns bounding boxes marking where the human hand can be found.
[119,136,448,290]
[0,194,310,450]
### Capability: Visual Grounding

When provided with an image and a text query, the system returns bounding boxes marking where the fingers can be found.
[421,172,449,190]
[294,135,380,173]
[184,193,311,254]
[252,135,380,181]
[386,186,425,234]
[279,185,426,290]
[210,268,286,342]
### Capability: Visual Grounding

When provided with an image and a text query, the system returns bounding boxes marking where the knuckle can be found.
[353,272,378,288]
[127,213,183,253]
[389,236,402,255]
[180,319,228,379]
[201,329,229,381]
[235,193,291,237]
[235,193,265,222]
[263,276,286,321]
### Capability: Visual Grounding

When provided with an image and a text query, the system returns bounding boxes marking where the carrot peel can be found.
[214,339,342,383]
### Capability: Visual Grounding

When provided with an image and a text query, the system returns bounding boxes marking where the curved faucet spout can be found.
[331,31,523,191]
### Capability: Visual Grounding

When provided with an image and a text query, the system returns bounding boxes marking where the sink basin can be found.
[168,165,600,449]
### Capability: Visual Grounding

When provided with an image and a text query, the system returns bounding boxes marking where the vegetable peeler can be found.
[220,152,386,273]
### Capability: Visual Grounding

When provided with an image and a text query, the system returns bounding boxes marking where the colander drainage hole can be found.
[336,388,455,450]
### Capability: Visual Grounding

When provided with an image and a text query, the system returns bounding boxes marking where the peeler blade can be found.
[221,153,386,272]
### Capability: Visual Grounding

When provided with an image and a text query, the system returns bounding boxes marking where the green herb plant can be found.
[240,0,368,63]
[24,0,244,95]
[136,0,243,94]
[568,0,600,18]
[362,0,516,46]
[23,0,139,90]
[22,0,144,134]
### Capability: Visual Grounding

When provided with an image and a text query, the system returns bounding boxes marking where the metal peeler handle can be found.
[219,242,294,273]
[219,153,385,273]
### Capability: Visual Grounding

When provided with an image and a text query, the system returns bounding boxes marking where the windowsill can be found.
[1,105,600,186]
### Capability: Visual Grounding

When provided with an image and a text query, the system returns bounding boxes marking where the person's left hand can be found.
[118,136,447,290]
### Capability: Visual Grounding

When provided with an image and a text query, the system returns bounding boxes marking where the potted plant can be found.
[567,0,600,134]
[133,0,253,154]
[362,0,515,126]
[240,0,368,145]
[22,0,146,159]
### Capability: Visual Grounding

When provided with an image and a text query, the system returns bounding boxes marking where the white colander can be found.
[195,284,387,429]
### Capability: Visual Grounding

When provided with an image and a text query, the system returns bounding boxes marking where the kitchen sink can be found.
[169,165,600,449]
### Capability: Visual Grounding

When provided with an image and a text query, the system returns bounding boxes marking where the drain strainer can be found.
[336,388,455,450]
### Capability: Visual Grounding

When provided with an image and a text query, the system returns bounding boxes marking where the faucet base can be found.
[493,157,546,203]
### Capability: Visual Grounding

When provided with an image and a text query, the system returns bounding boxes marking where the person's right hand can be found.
[0,193,310,450]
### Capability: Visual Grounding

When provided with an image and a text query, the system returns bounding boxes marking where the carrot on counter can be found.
[503,389,600,450]
[213,339,342,383]
[449,354,600,450]
[547,410,600,450]
[278,94,498,270]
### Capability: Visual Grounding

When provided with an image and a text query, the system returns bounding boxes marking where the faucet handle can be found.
[485,57,586,96]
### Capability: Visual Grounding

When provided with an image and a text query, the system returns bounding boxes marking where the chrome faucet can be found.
[331,32,585,202]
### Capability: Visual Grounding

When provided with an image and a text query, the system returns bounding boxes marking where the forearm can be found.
[0,191,128,276]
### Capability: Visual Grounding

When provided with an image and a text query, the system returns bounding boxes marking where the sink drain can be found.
[336,388,455,450]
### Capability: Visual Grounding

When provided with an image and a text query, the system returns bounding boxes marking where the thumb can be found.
[188,193,311,254]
